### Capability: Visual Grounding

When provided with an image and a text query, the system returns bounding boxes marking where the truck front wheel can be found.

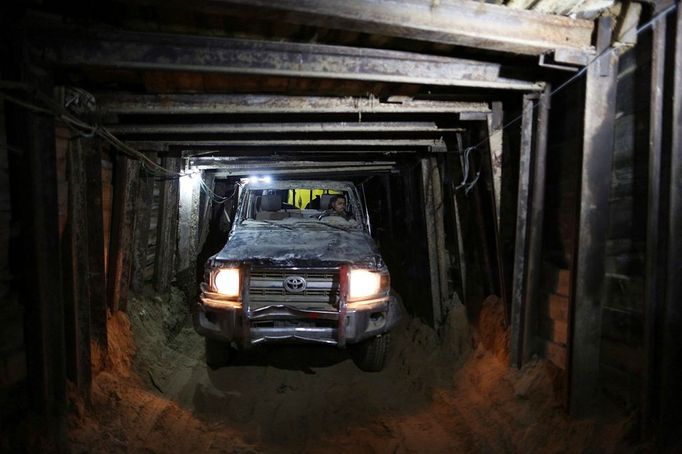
[205,338,231,369]
[352,334,390,372]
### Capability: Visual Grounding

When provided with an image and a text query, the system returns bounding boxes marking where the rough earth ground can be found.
[67,290,639,453]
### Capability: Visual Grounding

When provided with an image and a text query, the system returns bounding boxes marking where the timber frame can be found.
[2,1,681,449]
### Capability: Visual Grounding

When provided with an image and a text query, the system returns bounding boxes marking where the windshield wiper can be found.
[295,220,352,232]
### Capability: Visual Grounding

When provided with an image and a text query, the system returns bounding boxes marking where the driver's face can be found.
[333,197,346,213]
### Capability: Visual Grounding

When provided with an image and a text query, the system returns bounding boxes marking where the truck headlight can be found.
[213,268,240,297]
[348,269,389,300]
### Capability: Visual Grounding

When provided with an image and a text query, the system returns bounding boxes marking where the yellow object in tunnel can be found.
[287,189,341,209]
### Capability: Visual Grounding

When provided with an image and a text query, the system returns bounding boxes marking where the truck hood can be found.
[213,227,384,268]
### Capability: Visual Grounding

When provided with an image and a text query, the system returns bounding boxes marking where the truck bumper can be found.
[193,293,401,348]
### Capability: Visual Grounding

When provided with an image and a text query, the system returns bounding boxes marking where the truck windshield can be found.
[241,187,363,230]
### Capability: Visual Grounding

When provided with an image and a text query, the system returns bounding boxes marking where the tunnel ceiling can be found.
[16,0,623,177]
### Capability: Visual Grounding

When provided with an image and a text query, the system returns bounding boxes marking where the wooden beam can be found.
[62,138,92,395]
[197,172,216,254]
[177,173,201,299]
[107,122,459,135]
[131,161,156,294]
[660,5,682,446]
[421,157,446,327]
[485,101,509,325]
[127,139,448,153]
[0,97,9,297]
[643,13,666,435]
[486,102,504,228]
[213,0,594,56]
[509,94,534,368]
[154,158,181,294]
[98,94,490,115]
[31,26,542,90]
[83,139,108,360]
[107,155,140,312]
[523,86,551,360]
[569,18,619,417]
[18,64,67,445]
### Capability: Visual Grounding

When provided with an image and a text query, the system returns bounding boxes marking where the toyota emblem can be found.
[283,275,307,293]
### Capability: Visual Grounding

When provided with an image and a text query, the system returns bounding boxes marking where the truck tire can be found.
[205,338,231,370]
[353,333,390,372]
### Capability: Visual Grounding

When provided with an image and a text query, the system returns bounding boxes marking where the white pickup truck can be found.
[193,179,401,371]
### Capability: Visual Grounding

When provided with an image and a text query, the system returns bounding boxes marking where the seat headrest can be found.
[260,194,282,212]
[319,194,335,210]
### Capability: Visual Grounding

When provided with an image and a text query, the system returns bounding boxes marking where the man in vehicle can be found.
[319,194,353,220]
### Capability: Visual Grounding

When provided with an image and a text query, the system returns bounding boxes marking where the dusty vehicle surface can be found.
[193,178,401,371]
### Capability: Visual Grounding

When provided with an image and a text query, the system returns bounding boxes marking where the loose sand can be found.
[67,289,638,453]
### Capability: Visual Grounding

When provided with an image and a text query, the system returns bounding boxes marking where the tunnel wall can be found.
[542,40,651,407]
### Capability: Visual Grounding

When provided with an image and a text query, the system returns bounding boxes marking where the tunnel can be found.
[1,1,681,452]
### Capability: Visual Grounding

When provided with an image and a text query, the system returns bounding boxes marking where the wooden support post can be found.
[18,64,66,445]
[107,154,140,312]
[509,94,535,368]
[131,157,156,294]
[0,99,8,295]
[659,5,682,445]
[83,139,107,358]
[569,17,619,416]
[154,157,181,294]
[453,133,467,302]
[420,157,449,324]
[487,101,504,227]
[433,160,450,311]
[643,12,667,435]
[523,86,551,360]
[486,101,510,326]
[421,157,444,327]
[198,171,216,251]
[177,171,201,299]
[63,138,92,395]
[382,174,394,236]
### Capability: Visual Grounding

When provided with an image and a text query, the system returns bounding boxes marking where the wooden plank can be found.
[83,139,107,356]
[660,5,682,445]
[177,171,201,299]
[107,155,140,312]
[432,160,450,313]
[198,172,216,251]
[213,0,594,56]
[524,86,551,361]
[0,98,9,298]
[509,94,535,368]
[62,138,92,395]
[99,94,490,115]
[131,158,156,293]
[153,157,181,294]
[569,17,619,417]
[642,13,667,438]
[421,158,443,328]
[101,158,113,274]
[18,64,67,443]
[32,25,542,91]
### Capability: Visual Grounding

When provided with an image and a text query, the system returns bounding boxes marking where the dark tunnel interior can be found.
[1,1,681,452]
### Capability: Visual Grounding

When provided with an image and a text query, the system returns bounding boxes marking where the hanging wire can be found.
[0,86,183,179]
[457,2,679,192]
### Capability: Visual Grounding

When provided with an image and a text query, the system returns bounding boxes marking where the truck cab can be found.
[193,178,401,371]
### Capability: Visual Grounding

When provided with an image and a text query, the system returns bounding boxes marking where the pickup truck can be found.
[193,178,401,371]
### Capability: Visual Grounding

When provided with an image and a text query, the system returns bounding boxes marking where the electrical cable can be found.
[457,2,678,192]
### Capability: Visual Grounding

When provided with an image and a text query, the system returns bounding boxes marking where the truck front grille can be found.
[248,268,340,310]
